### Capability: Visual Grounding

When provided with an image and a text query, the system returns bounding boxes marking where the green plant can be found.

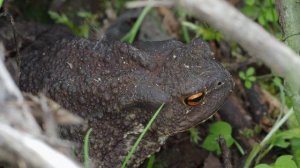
[270,128,300,149]
[242,0,279,33]
[121,103,164,168]
[48,11,99,38]
[244,108,294,168]
[0,0,3,8]
[146,155,155,168]
[240,125,262,138]
[182,21,223,41]
[121,4,152,43]
[239,67,257,89]
[244,75,297,167]
[245,76,300,167]
[255,155,297,168]
[201,121,244,155]
[189,127,201,144]
[83,128,93,168]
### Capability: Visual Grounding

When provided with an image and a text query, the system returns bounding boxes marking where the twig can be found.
[40,94,58,138]
[0,43,40,134]
[218,136,233,168]
[0,123,80,168]
[0,43,79,167]
[125,0,174,9]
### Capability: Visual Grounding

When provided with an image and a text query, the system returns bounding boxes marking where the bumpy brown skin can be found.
[20,37,234,167]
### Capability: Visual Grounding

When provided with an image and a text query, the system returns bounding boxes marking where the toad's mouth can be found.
[170,112,217,135]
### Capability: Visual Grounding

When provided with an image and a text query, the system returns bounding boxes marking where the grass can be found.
[244,108,294,168]
[83,128,93,168]
[48,11,99,38]
[121,103,164,168]
[121,2,152,43]
[146,155,155,168]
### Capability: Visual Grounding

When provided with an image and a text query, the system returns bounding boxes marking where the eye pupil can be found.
[184,92,204,106]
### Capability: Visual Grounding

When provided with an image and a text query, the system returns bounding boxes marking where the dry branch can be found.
[125,0,174,8]
[0,43,41,134]
[276,0,300,53]
[0,43,80,168]
[0,123,79,168]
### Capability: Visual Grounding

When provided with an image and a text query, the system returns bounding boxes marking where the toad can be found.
[19,35,234,167]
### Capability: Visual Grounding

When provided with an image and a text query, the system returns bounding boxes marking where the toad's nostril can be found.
[217,81,224,86]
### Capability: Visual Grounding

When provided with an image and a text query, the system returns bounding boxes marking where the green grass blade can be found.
[121,103,165,168]
[84,128,93,168]
[233,139,245,155]
[244,108,294,168]
[146,155,155,168]
[0,0,3,8]
[121,3,152,43]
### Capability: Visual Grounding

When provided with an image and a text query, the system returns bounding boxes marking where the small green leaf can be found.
[189,127,201,144]
[258,15,267,26]
[274,155,297,168]
[248,76,257,82]
[271,129,300,148]
[202,121,234,155]
[255,155,297,168]
[264,8,277,22]
[246,67,255,76]
[245,81,252,89]
[272,138,290,148]
[254,164,272,168]
[78,25,89,38]
[48,11,69,24]
[202,134,221,154]
[241,6,260,18]
[209,121,232,135]
[265,0,274,6]
[254,164,273,168]
[245,0,255,6]
[271,9,279,22]
[77,11,92,18]
[273,77,282,87]
[197,27,223,41]
[239,72,247,80]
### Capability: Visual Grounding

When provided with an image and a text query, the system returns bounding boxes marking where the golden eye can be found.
[184,92,204,106]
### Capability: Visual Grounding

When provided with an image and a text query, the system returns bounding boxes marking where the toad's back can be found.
[20,37,234,167]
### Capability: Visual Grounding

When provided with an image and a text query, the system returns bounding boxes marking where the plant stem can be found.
[244,108,294,168]
[233,139,245,155]
[121,3,153,43]
[121,103,164,168]
[84,128,93,168]
[255,145,273,165]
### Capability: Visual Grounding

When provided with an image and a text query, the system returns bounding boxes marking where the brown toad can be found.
[19,36,234,167]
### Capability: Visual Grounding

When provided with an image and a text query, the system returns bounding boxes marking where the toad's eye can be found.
[184,92,204,106]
